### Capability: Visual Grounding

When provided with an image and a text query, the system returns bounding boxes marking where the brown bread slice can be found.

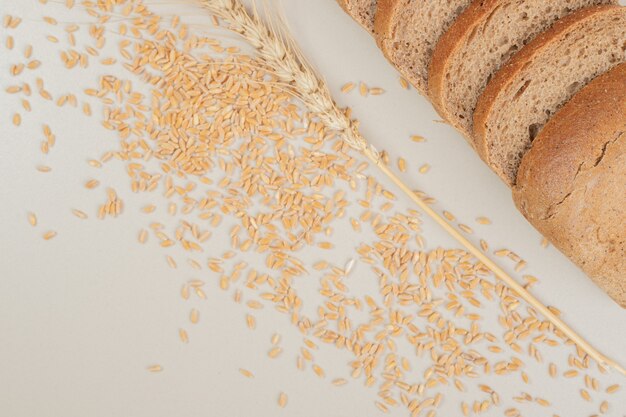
[374,0,473,94]
[429,0,616,141]
[473,5,626,186]
[513,63,626,307]
[336,0,378,33]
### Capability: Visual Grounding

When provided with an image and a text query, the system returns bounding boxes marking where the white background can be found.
[0,0,624,416]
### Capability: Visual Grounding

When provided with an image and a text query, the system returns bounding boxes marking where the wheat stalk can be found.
[197,0,625,376]
[198,0,379,161]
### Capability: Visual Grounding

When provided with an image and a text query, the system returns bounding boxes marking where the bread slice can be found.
[429,0,616,140]
[513,63,626,307]
[337,0,378,33]
[473,5,626,185]
[374,0,473,94]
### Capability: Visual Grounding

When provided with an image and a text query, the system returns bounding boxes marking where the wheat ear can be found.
[197,0,626,376]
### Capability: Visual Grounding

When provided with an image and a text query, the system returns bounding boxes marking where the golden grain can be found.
[580,389,591,401]
[398,157,407,172]
[514,260,527,272]
[332,378,347,386]
[42,231,57,240]
[268,347,282,358]
[375,402,388,413]
[312,364,325,378]
[599,400,608,413]
[190,309,199,324]
[142,205,156,213]
[166,256,177,269]
[359,82,368,97]
[85,179,99,189]
[443,211,456,221]
[72,209,87,219]
[340,82,355,93]
[179,329,189,343]
[246,300,263,310]
[549,363,557,377]
[459,224,473,234]
[278,392,288,408]
[246,314,256,330]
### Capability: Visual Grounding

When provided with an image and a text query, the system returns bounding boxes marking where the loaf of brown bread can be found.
[513,63,626,307]
[373,0,473,94]
[473,5,626,186]
[429,0,616,140]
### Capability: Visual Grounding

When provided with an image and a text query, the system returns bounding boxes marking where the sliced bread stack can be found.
[429,0,616,140]
[474,5,626,185]
[513,63,626,307]
[337,1,626,305]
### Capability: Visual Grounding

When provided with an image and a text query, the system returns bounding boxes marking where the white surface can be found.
[0,1,624,416]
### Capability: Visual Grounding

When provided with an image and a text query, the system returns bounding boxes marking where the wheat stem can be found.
[199,0,379,160]
[197,0,625,376]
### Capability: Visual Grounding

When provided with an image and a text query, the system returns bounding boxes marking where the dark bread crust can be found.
[374,0,430,93]
[428,0,500,140]
[514,63,626,307]
[373,0,397,49]
[473,5,621,171]
[373,0,472,94]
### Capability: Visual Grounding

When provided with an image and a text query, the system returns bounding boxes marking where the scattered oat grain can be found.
[42,231,57,240]
[278,392,287,408]
[340,82,355,93]
[147,365,162,372]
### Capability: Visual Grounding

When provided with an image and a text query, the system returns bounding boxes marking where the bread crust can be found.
[472,5,619,166]
[374,0,431,93]
[372,0,433,94]
[372,0,397,50]
[336,0,348,10]
[429,0,501,140]
[513,63,626,307]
